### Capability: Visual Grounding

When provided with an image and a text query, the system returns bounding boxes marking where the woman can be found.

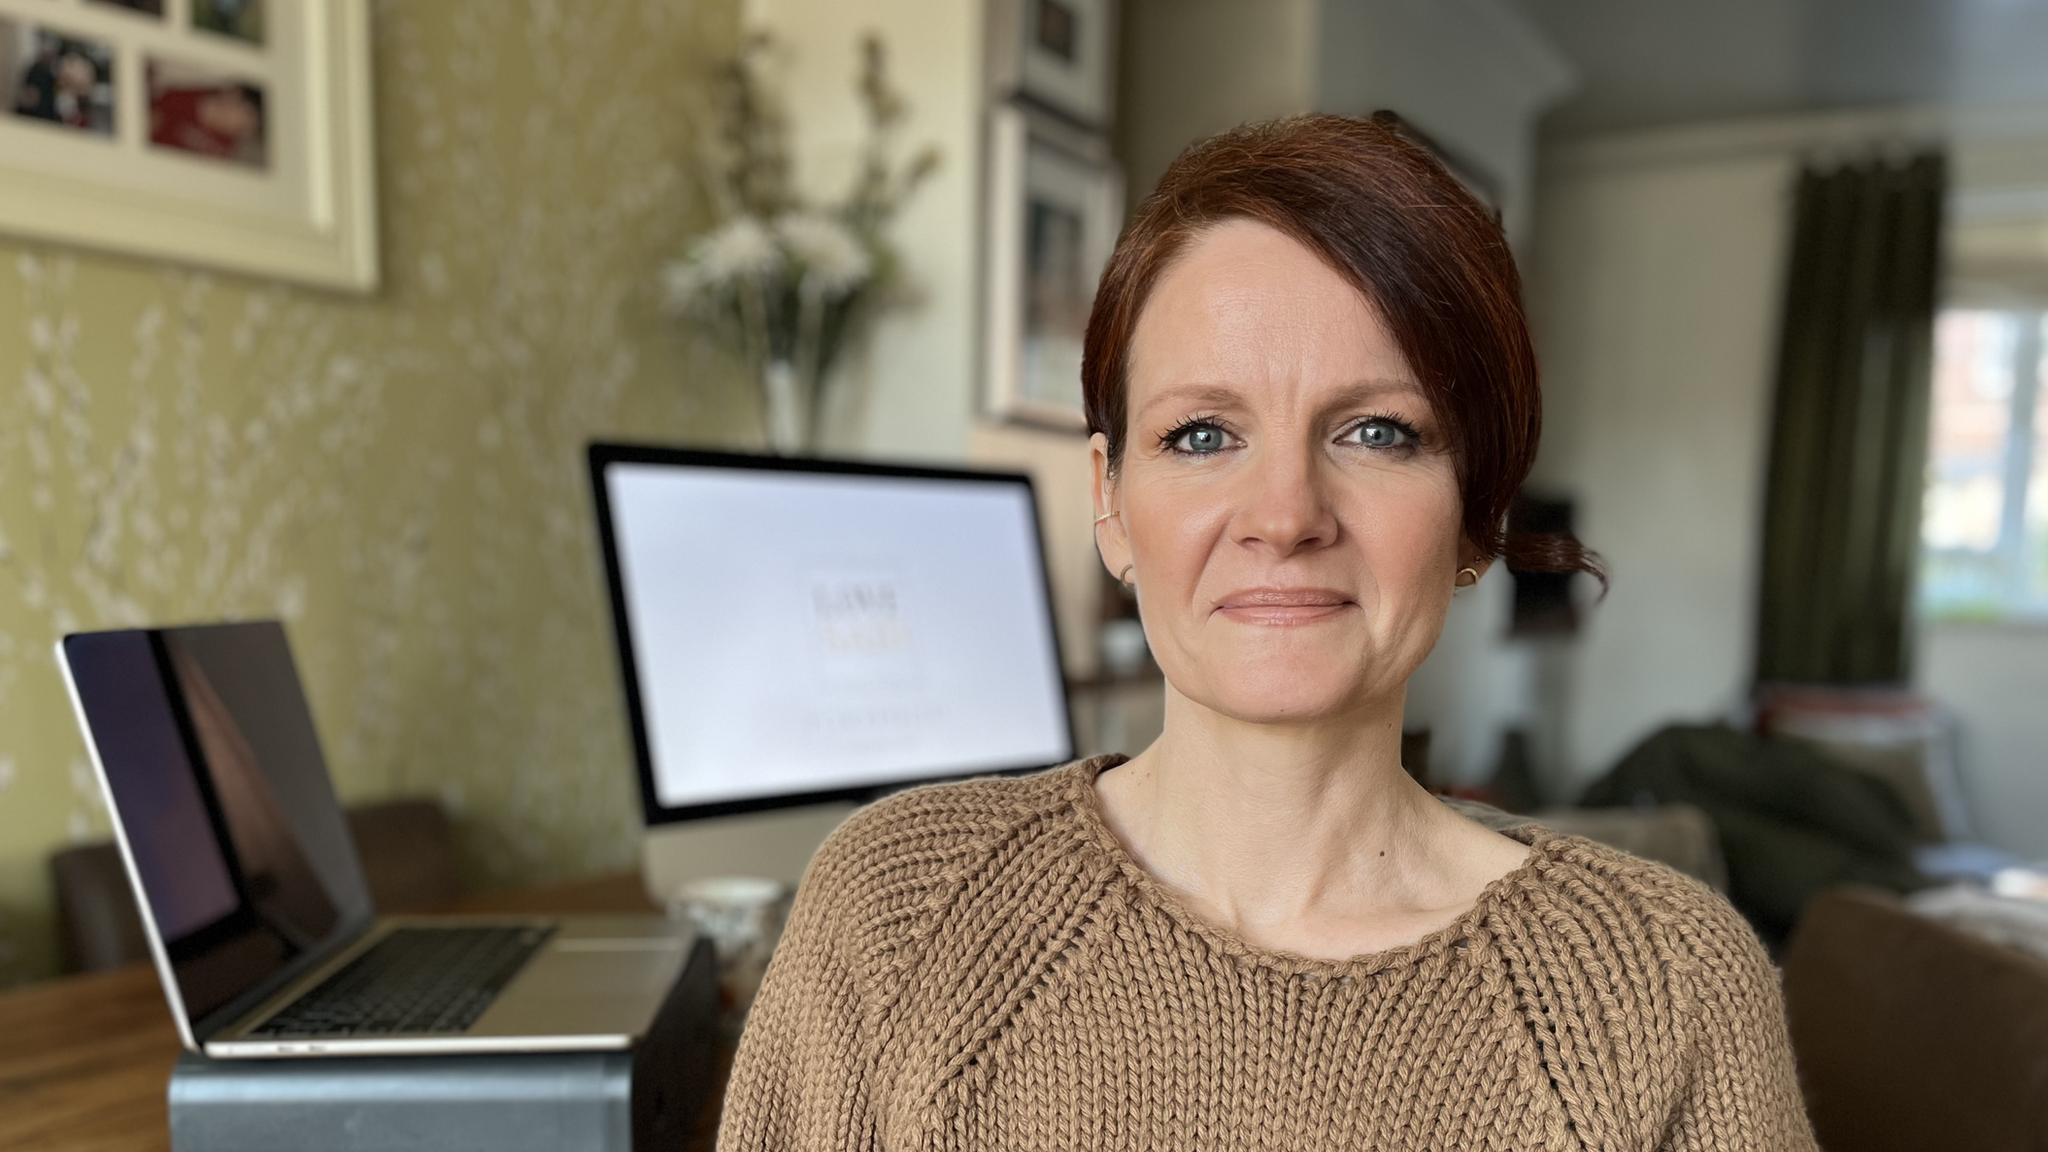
[720,114,1815,1151]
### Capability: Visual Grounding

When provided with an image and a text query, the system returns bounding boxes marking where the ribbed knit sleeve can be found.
[1661,898,1819,1152]
[716,808,881,1152]
[717,778,1042,1152]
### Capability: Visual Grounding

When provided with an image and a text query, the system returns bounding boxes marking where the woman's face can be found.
[1093,218,1478,725]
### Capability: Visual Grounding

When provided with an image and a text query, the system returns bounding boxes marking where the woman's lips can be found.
[1212,588,1355,625]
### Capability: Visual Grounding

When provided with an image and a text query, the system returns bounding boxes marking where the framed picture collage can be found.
[0,0,375,290]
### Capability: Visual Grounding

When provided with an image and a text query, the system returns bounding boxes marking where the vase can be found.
[762,358,809,455]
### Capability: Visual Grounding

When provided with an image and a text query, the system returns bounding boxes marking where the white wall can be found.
[1115,0,1322,210]
[1914,112,2048,859]
[1116,0,1571,246]
[1529,107,2048,818]
[1919,625,2048,857]
[743,0,984,465]
[1402,571,1535,787]
[1505,0,2048,135]
[1527,131,1798,781]
[1316,0,1574,245]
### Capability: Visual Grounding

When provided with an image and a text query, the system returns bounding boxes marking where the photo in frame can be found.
[0,0,374,291]
[986,0,1117,129]
[4,23,117,135]
[982,103,1123,429]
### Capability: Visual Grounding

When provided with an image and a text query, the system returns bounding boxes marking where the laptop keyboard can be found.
[252,924,555,1038]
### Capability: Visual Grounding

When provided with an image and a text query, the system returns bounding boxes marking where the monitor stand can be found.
[639,802,859,905]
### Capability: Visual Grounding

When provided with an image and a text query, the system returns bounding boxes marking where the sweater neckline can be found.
[1058,753,1558,979]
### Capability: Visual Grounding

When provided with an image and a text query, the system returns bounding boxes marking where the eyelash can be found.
[1156,412,1425,455]
[1158,413,1230,453]
[1345,412,1425,451]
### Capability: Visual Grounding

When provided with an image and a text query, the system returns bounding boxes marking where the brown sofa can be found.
[1782,886,2048,1151]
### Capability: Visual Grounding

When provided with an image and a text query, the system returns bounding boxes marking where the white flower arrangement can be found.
[663,212,875,311]
[665,34,937,454]
[774,212,875,297]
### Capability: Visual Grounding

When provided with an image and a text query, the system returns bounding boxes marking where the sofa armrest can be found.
[1782,886,2048,1152]
[1530,804,1727,892]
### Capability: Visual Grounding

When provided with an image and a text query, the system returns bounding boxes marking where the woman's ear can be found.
[1456,536,1494,584]
[1090,432,1131,579]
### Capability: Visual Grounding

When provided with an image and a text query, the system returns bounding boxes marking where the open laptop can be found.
[58,620,695,1059]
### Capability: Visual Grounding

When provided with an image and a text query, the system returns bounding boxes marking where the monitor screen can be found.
[61,623,372,1032]
[590,446,1075,820]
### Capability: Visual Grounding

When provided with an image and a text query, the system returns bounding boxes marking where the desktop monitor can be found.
[587,445,1075,867]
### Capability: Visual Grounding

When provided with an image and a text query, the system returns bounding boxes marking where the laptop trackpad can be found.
[464,925,690,1040]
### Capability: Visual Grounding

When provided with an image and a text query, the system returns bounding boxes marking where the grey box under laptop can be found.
[57,621,708,1062]
[164,945,718,1152]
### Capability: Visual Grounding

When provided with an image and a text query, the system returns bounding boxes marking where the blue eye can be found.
[1350,417,1418,450]
[1167,422,1234,454]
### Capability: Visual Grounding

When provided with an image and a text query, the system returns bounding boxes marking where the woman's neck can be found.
[1093,683,1528,958]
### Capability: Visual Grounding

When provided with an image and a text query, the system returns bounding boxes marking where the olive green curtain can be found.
[1754,153,1946,686]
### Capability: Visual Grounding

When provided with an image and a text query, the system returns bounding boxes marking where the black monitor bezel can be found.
[586,442,1078,826]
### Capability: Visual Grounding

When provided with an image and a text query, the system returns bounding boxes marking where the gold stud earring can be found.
[1119,564,1135,585]
[1454,566,1480,588]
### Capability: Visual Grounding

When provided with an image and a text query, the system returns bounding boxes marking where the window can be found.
[1920,309,2048,620]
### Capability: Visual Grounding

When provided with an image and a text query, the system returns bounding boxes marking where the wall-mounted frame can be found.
[982,103,1123,430]
[0,0,377,292]
[986,0,1117,129]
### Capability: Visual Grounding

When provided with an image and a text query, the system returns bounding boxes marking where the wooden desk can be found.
[0,872,727,1152]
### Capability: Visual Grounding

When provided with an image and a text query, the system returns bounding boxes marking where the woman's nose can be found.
[1232,444,1338,558]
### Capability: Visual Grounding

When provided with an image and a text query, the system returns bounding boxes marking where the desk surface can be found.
[0,872,724,1152]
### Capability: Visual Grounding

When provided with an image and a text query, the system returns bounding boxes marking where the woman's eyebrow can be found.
[1326,379,1428,405]
[1136,383,1245,415]
[1138,379,1427,417]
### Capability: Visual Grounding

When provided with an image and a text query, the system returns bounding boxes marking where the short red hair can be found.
[1082,113,1600,578]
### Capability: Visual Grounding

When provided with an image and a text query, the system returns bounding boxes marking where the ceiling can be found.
[1504,0,2048,134]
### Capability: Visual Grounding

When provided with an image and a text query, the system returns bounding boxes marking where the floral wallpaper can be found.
[0,0,756,985]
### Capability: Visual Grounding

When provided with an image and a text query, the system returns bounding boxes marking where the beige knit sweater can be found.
[718,755,1818,1151]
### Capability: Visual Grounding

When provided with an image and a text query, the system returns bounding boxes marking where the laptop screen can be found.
[61,623,372,1031]
[590,445,1075,822]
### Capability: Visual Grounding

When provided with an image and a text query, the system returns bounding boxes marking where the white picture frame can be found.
[983,103,1123,430]
[0,0,377,292]
[987,0,1117,129]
